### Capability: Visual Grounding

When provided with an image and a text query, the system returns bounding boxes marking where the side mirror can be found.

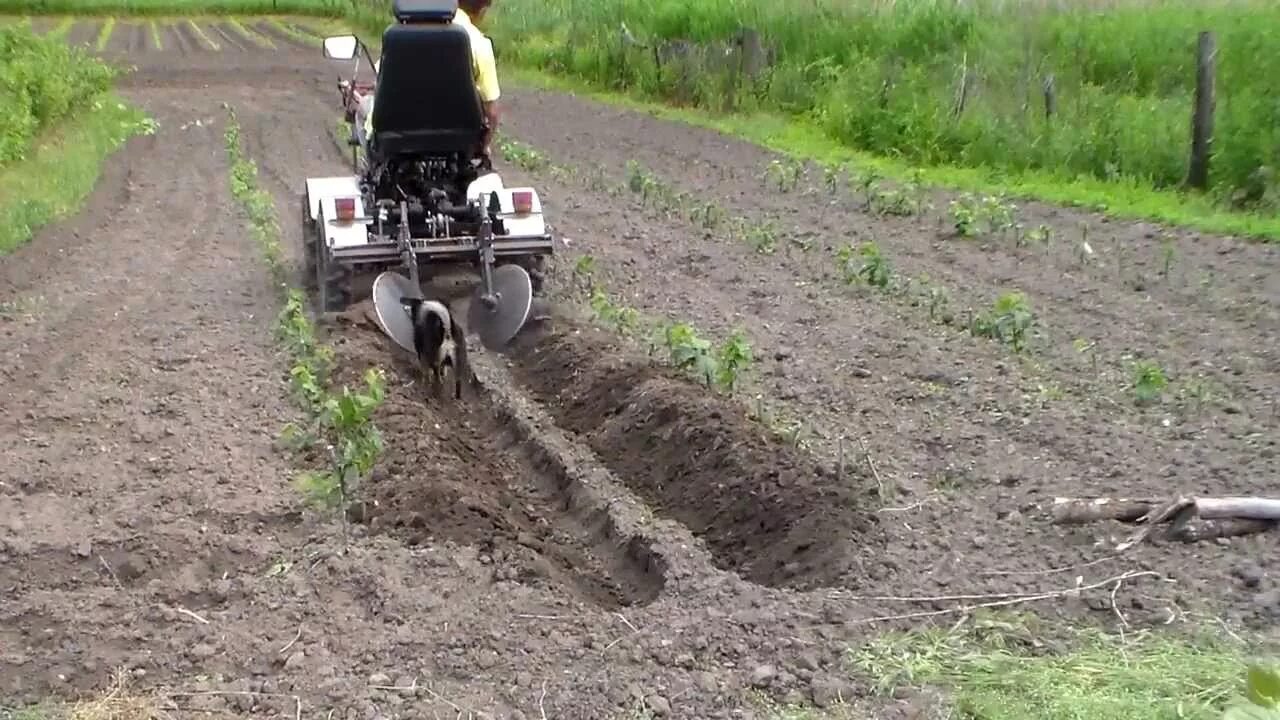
[323,35,359,60]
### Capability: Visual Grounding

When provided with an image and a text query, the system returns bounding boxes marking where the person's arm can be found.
[473,35,501,155]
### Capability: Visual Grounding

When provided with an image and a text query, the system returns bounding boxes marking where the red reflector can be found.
[511,191,534,215]
[334,197,356,221]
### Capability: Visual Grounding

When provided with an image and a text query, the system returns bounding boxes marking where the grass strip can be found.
[93,15,114,49]
[851,617,1263,720]
[0,95,151,255]
[266,16,319,46]
[506,67,1280,242]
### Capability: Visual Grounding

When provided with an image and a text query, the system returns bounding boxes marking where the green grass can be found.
[488,0,1280,237]
[849,615,1262,720]
[0,94,151,254]
[508,66,1280,240]
[8,0,1276,239]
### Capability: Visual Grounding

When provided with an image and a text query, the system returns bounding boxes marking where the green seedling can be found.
[857,242,892,288]
[764,158,804,192]
[854,169,883,211]
[949,194,980,237]
[1131,360,1168,405]
[1020,223,1053,248]
[1160,235,1177,281]
[1072,337,1100,375]
[745,221,778,255]
[664,322,718,386]
[822,163,844,195]
[927,284,952,323]
[981,193,1018,235]
[871,187,915,216]
[589,285,640,335]
[836,242,892,288]
[715,330,753,392]
[971,291,1034,352]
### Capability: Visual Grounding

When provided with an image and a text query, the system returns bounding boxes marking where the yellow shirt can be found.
[453,7,501,103]
[363,9,501,138]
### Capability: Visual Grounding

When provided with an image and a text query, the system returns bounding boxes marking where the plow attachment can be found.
[370,262,532,354]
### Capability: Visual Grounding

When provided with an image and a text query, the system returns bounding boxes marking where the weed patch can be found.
[0,95,151,255]
[0,24,120,165]
[853,617,1259,720]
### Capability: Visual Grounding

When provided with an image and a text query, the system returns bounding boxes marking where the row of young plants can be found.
[568,254,813,450]
[223,105,385,527]
[500,137,1210,412]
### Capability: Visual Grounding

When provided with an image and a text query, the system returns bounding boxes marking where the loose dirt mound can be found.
[318,305,665,610]
[505,315,888,591]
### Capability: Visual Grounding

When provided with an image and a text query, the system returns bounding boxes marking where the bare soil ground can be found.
[1,15,1277,720]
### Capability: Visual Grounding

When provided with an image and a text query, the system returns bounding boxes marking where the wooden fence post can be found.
[1042,73,1056,121]
[1186,31,1216,190]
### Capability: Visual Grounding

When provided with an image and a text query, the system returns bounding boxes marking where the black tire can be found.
[301,192,318,292]
[315,240,350,313]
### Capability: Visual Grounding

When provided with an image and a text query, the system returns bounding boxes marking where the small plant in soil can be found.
[1018,223,1053,248]
[715,329,753,392]
[870,186,916,216]
[855,242,893,288]
[927,283,953,324]
[1072,337,1100,375]
[822,162,844,195]
[496,137,550,172]
[589,285,640,335]
[295,367,387,514]
[572,253,597,291]
[970,291,1034,352]
[664,321,718,386]
[745,220,779,255]
[853,168,883,211]
[1176,376,1226,413]
[949,193,980,237]
[1130,359,1169,405]
[690,201,726,229]
[764,158,805,192]
[981,193,1018,236]
[1159,235,1177,281]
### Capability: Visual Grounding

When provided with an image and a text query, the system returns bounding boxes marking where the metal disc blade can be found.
[371,271,420,354]
[468,264,532,352]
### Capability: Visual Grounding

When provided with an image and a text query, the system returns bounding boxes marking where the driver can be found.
[361,0,502,161]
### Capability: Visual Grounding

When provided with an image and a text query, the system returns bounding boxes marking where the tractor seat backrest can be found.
[372,19,484,157]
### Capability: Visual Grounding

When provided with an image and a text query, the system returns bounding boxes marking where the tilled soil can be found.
[2,15,1278,720]
[496,87,1280,629]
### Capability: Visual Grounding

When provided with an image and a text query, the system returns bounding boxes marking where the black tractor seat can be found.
[369,15,485,162]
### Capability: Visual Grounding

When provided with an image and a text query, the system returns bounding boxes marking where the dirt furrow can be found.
[491,90,1280,627]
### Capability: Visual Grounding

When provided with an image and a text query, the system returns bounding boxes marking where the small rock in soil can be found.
[645,695,671,716]
[695,671,719,693]
[189,643,216,659]
[368,672,391,686]
[749,664,777,688]
[1253,590,1280,617]
[284,651,306,669]
[1233,564,1264,588]
[810,676,856,708]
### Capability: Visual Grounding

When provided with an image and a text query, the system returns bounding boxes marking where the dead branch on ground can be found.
[1042,495,1280,551]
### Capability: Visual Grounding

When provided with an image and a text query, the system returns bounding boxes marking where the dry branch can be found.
[1044,495,1280,551]
[1046,497,1161,524]
[847,570,1161,626]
